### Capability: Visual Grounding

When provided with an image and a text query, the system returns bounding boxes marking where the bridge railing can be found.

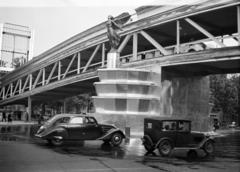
[119,33,239,64]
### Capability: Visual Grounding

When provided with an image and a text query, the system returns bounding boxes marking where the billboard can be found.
[0,23,34,72]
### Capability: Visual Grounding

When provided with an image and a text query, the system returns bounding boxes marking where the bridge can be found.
[0,0,239,125]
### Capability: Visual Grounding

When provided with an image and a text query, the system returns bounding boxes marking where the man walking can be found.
[2,111,6,122]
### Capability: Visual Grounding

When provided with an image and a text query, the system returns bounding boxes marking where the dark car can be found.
[35,114,125,146]
[142,117,215,157]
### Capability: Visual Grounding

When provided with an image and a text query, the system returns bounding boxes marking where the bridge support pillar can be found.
[27,96,32,121]
[161,71,210,131]
[61,99,67,113]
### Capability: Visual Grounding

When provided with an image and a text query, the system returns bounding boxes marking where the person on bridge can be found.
[2,111,6,122]
[7,114,12,123]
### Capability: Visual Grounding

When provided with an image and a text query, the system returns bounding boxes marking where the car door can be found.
[160,121,177,145]
[83,117,102,140]
[67,117,86,140]
[176,121,191,147]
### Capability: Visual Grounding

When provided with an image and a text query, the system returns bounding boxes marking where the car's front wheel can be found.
[50,137,64,146]
[111,132,123,146]
[158,140,173,156]
[203,140,214,155]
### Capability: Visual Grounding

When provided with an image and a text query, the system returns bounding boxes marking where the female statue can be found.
[106,15,123,52]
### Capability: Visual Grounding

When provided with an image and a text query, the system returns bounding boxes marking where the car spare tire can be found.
[142,136,154,152]
[203,140,214,155]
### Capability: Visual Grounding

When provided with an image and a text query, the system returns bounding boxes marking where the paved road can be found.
[0,125,240,172]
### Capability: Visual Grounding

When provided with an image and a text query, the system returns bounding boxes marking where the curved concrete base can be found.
[93,68,161,116]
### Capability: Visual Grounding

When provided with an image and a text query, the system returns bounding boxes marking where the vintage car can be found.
[35,114,125,146]
[174,42,208,53]
[228,121,237,129]
[142,117,215,157]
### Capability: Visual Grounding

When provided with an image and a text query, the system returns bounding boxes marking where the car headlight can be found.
[37,126,45,134]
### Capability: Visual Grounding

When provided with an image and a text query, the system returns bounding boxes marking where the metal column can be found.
[27,96,32,121]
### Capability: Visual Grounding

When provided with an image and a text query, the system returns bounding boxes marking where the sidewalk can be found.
[0,120,37,126]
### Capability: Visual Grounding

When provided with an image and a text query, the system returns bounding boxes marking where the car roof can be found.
[144,116,191,122]
[51,114,94,119]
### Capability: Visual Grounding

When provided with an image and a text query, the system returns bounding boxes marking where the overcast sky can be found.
[0,0,202,57]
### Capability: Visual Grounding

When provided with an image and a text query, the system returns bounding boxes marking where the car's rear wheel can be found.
[111,132,123,146]
[50,137,64,146]
[158,140,173,157]
[203,141,214,155]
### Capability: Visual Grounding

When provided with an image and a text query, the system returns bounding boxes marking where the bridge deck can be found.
[1,46,239,106]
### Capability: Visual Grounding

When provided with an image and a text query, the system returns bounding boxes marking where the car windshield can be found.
[85,117,96,124]
[45,116,58,125]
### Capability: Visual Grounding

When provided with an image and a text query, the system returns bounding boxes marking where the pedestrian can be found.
[25,111,29,121]
[213,119,219,131]
[7,114,12,122]
[38,114,44,125]
[2,111,6,122]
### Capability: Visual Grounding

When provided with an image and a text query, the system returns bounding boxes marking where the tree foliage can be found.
[65,93,93,113]
[210,74,239,123]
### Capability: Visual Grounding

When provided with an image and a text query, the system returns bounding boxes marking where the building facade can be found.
[0,23,34,73]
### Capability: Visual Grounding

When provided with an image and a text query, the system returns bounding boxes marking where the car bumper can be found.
[35,134,43,138]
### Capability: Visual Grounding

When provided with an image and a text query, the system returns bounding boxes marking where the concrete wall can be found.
[162,71,210,131]
[141,64,210,131]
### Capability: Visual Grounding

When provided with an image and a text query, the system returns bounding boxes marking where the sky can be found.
[0,0,203,57]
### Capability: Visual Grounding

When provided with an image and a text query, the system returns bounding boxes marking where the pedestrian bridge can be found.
[0,0,239,109]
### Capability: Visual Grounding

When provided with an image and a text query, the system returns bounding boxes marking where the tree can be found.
[210,74,240,124]
[228,74,240,124]
[65,93,92,113]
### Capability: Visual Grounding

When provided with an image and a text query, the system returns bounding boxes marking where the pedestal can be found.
[107,52,119,68]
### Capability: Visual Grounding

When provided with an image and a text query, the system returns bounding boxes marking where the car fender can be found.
[199,137,215,149]
[155,137,174,148]
[141,135,153,146]
[41,127,68,140]
[142,135,154,147]
[98,128,125,140]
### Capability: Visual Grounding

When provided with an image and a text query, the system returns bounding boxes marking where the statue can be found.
[106,14,131,68]
[106,15,122,52]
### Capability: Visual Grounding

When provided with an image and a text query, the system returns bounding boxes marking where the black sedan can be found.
[35,114,125,146]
